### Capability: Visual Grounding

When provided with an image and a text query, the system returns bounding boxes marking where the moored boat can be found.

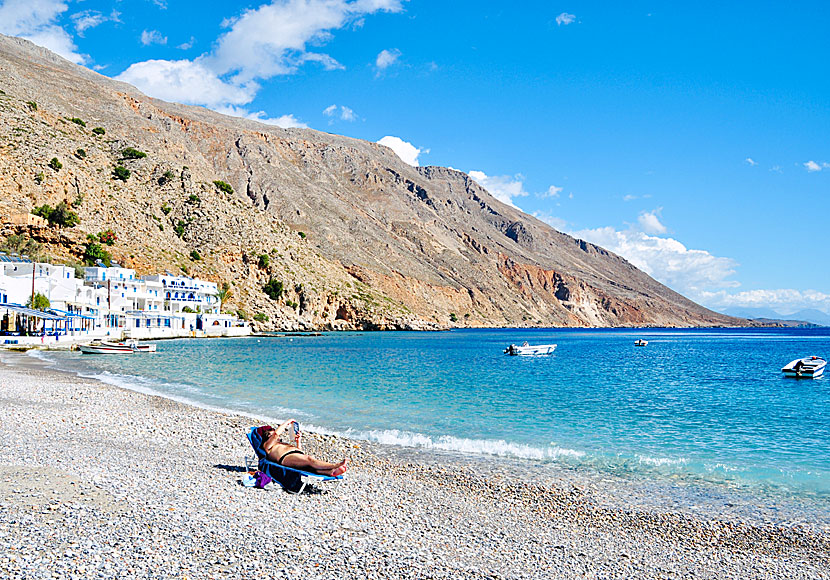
[634,339,648,347]
[79,342,134,354]
[781,356,826,378]
[79,339,157,354]
[102,340,157,353]
[504,342,557,356]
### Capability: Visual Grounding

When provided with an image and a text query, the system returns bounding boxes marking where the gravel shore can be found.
[1,354,828,579]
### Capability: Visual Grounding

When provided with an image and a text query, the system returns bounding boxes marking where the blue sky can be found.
[2,0,829,315]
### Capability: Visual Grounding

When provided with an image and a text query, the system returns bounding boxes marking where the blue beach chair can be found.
[246,426,344,494]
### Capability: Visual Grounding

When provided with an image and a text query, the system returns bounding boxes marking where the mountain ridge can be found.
[0,34,746,330]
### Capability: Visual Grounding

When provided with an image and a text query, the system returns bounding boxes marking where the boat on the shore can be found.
[504,342,557,356]
[635,339,648,347]
[79,340,157,354]
[781,356,826,378]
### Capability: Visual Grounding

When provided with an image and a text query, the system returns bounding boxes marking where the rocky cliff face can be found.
[0,34,743,330]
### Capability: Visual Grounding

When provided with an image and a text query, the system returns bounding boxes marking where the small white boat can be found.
[634,339,648,347]
[79,340,156,354]
[79,342,134,354]
[103,340,157,353]
[781,356,826,378]
[504,342,557,356]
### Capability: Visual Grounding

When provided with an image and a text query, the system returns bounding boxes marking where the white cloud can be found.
[0,0,84,63]
[745,157,757,166]
[375,48,401,73]
[637,208,667,234]
[541,185,563,198]
[323,104,357,122]
[804,160,822,172]
[698,288,830,315]
[214,105,308,128]
[71,10,118,35]
[468,170,529,209]
[207,0,402,83]
[570,226,738,298]
[141,29,168,46]
[556,12,576,26]
[177,37,195,50]
[117,0,403,113]
[378,135,423,166]
[533,211,567,231]
[117,59,257,107]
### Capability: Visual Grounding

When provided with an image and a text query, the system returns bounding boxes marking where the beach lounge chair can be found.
[245,426,343,494]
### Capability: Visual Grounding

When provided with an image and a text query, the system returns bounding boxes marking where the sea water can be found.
[39,328,830,523]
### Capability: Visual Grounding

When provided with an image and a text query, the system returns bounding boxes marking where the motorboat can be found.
[634,339,648,347]
[79,339,156,354]
[79,342,134,354]
[781,356,826,378]
[504,342,557,356]
[103,340,157,353]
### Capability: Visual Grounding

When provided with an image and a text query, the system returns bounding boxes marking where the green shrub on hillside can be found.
[161,202,172,215]
[26,101,37,111]
[253,313,269,322]
[188,194,200,203]
[158,170,175,185]
[190,250,201,261]
[298,231,306,239]
[34,172,45,184]
[32,201,79,228]
[174,220,186,238]
[1,234,42,260]
[69,117,86,127]
[92,127,105,136]
[48,157,62,171]
[262,278,284,301]
[213,180,233,195]
[258,254,269,269]
[112,166,130,181]
[121,147,147,160]
[82,241,111,266]
[74,148,86,159]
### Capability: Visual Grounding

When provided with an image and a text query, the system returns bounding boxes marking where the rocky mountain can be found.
[0,34,745,330]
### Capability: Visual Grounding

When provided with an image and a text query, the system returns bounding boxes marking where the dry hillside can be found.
[0,34,744,330]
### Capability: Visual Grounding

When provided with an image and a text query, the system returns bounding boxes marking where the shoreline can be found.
[1,353,828,578]
[16,346,830,532]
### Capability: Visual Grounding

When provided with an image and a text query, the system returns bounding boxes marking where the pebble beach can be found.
[1,353,828,579]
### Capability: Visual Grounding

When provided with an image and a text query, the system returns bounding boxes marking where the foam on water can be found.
[343,428,586,461]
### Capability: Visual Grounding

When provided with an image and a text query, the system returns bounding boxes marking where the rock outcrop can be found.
[0,34,744,330]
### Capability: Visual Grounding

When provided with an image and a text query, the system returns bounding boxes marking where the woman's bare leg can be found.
[281,453,348,476]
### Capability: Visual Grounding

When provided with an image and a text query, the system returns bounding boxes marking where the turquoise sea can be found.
[39,328,830,524]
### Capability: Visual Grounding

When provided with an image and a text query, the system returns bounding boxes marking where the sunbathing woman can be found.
[257,421,348,476]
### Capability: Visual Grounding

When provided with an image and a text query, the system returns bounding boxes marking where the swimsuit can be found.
[278,449,304,465]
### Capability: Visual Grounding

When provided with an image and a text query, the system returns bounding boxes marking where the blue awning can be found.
[1,303,66,320]
[48,308,97,320]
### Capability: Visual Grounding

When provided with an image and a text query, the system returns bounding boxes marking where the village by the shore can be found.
[0,251,250,348]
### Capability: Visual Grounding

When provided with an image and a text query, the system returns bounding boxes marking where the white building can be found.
[142,274,220,314]
[0,256,249,346]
